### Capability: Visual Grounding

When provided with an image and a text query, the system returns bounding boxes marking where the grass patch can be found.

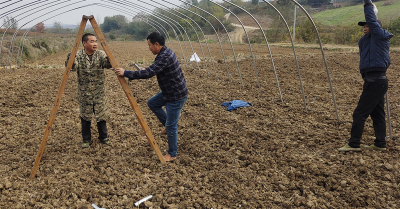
[312,0,400,26]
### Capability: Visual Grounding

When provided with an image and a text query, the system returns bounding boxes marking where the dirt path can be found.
[1,41,400,208]
[225,13,272,43]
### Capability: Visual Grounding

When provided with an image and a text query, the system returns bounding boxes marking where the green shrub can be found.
[332,24,363,45]
[22,45,29,57]
[109,33,116,40]
[298,20,318,43]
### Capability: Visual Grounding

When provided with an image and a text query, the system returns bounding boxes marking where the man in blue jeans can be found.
[338,0,393,152]
[114,32,188,161]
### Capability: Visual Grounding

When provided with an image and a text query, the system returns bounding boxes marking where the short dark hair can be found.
[147,32,165,46]
[82,33,96,43]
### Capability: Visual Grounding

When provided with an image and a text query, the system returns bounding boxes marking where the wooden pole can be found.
[89,17,166,163]
[30,16,89,179]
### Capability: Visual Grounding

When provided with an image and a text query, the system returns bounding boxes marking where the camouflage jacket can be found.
[65,49,112,122]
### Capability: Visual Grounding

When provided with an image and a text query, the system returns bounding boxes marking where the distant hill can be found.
[312,0,400,26]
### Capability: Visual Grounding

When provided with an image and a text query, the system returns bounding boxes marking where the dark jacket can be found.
[358,3,393,74]
[124,46,188,102]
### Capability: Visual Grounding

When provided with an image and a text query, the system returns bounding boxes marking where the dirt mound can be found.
[1,42,399,208]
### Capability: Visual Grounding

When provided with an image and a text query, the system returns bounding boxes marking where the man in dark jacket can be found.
[339,0,393,151]
[114,32,188,161]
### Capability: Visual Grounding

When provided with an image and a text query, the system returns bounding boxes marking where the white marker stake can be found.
[92,203,105,209]
[134,195,153,207]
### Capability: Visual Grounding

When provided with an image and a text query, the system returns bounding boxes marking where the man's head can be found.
[147,32,165,55]
[82,33,98,54]
[358,19,382,34]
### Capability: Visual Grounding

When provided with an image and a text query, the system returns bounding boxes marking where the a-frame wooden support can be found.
[30,15,165,179]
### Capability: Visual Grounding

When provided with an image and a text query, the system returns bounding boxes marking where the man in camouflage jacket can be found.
[66,33,112,148]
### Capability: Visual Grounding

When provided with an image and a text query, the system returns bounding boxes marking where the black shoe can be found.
[82,140,92,148]
[99,138,110,145]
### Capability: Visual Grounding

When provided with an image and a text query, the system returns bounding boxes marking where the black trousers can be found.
[348,79,388,148]
[81,117,108,142]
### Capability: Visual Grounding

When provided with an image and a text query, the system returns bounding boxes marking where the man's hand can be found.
[114,68,125,77]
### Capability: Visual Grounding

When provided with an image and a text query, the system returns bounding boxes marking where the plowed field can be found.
[1,41,400,208]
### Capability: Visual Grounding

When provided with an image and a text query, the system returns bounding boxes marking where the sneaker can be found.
[82,141,91,148]
[364,144,386,151]
[338,144,361,152]
[100,138,111,145]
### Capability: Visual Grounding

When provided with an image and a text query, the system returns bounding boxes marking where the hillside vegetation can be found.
[313,0,400,25]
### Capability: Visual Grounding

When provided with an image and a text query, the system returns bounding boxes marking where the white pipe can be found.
[134,195,153,207]
[91,204,105,209]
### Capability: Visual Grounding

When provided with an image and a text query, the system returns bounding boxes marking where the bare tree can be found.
[3,16,18,30]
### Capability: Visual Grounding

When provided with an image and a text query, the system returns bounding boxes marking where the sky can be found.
[1,0,226,28]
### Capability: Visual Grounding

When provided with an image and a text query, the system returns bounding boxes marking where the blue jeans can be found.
[147,91,187,157]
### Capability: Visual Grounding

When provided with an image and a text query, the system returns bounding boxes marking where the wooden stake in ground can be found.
[30,15,165,179]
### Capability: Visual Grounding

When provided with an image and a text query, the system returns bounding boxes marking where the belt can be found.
[363,76,387,82]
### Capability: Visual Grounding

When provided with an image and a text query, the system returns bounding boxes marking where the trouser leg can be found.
[81,117,91,142]
[147,91,167,126]
[97,120,108,141]
[349,80,388,148]
[370,81,388,148]
[165,96,187,157]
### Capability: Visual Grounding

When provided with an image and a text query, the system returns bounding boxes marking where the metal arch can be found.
[3,0,89,68]
[15,5,165,67]
[145,16,190,69]
[0,0,12,5]
[89,3,174,50]
[1,0,73,61]
[209,0,260,92]
[146,0,212,75]
[0,0,22,11]
[114,1,194,70]
[145,18,175,50]
[178,0,244,87]
[109,0,197,71]
[290,0,340,122]
[142,19,173,50]
[163,0,229,80]
[1,1,189,70]
[158,1,217,77]
[0,0,52,20]
[96,1,187,68]
[100,1,190,69]
[263,0,307,110]
[143,19,173,49]
[224,0,283,102]
[90,3,175,57]
[6,3,98,70]
[135,14,192,70]
[16,19,163,67]
[15,29,30,67]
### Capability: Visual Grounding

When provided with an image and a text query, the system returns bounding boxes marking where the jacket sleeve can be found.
[102,56,113,69]
[363,4,380,33]
[65,52,78,71]
[364,3,394,40]
[123,53,169,80]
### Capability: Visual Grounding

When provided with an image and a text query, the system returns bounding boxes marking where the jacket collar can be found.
[159,46,167,55]
[82,49,97,63]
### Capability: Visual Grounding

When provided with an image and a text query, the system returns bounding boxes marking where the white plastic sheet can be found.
[190,53,201,62]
